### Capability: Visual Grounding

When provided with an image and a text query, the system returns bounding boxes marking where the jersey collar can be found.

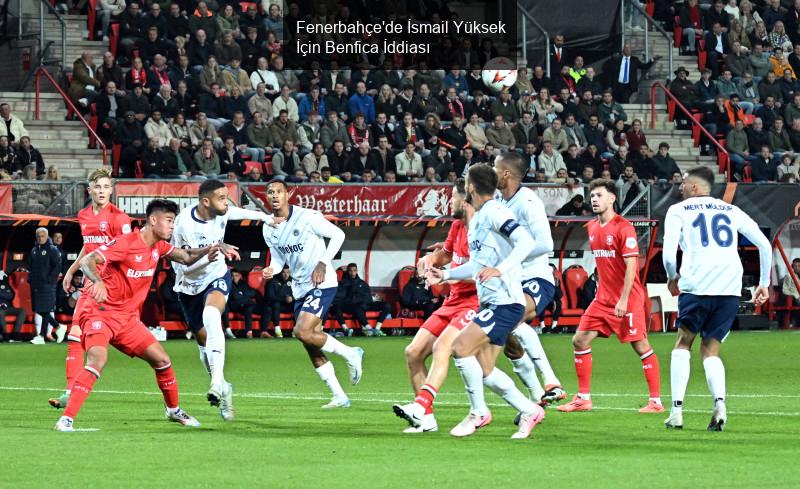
[286,205,294,222]
[191,206,207,224]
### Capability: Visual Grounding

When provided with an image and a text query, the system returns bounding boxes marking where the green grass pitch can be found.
[2,331,799,488]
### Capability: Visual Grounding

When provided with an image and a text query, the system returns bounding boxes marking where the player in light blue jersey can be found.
[172,179,278,421]
[262,180,364,409]
[662,166,772,431]
[494,153,568,414]
[428,164,546,439]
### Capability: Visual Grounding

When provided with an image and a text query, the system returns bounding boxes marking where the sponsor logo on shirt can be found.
[277,243,304,254]
[84,235,111,244]
[592,249,616,258]
[452,253,468,265]
[126,268,156,278]
[469,240,482,252]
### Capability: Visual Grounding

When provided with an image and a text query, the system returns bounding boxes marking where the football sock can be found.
[670,349,691,412]
[514,322,561,387]
[484,367,538,415]
[640,349,662,402]
[454,356,488,416]
[414,384,437,414]
[316,361,346,398]
[65,338,84,391]
[703,356,726,404]
[321,334,356,362]
[197,345,211,376]
[574,349,592,399]
[510,354,546,401]
[154,362,179,409]
[64,366,101,419]
[203,306,226,388]
[34,313,43,336]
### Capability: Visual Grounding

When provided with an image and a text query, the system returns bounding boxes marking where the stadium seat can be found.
[562,265,589,316]
[743,165,752,182]
[112,143,122,176]
[88,0,97,40]
[245,161,263,175]
[697,39,707,71]
[9,271,33,322]
[672,16,682,48]
[691,112,703,146]
[646,0,654,17]
[247,267,266,296]
[109,23,119,56]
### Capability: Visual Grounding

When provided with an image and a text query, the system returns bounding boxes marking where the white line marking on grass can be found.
[4,386,799,417]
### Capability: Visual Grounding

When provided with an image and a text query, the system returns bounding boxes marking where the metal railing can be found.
[650,81,731,181]
[11,180,84,216]
[516,0,550,78]
[620,184,650,218]
[21,0,67,70]
[622,0,674,82]
[34,67,108,166]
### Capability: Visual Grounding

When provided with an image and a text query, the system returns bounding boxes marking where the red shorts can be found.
[578,300,647,343]
[81,308,156,358]
[421,300,478,337]
[71,293,90,329]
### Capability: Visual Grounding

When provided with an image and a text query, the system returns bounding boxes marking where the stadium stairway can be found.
[623,31,722,180]
[0,91,104,178]
[21,15,107,70]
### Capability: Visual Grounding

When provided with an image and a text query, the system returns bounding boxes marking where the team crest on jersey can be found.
[625,237,637,249]
[292,229,300,237]
[313,289,322,297]
[606,235,614,245]
[99,221,108,232]
[91,321,102,330]
[151,250,159,260]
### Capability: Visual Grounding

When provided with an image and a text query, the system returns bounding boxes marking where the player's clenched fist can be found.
[426,268,444,285]
[262,267,274,281]
[312,262,326,286]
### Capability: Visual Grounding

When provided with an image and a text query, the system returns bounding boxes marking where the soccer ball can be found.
[482,57,518,93]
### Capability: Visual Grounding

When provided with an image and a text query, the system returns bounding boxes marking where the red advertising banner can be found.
[114,181,239,216]
[0,183,12,213]
[245,184,582,217]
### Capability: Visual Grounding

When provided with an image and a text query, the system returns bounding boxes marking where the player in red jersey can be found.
[558,179,664,413]
[392,179,479,433]
[49,168,132,409]
[54,199,235,431]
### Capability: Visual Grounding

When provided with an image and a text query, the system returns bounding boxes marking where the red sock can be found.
[154,363,179,409]
[414,384,437,415]
[64,366,100,419]
[640,349,661,398]
[574,349,593,396]
[65,339,84,391]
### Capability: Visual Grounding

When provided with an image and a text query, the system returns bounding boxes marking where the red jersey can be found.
[91,230,174,313]
[442,219,477,306]
[78,203,132,253]
[587,214,645,307]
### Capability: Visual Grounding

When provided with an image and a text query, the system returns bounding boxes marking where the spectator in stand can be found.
[401,268,440,320]
[748,117,770,154]
[728,42,753,80]
[737,71,760,109]
[598,89,627,125]
[217,5,242,40]
[579,164,596,184]
[563,144,582,176]
[142,137,174,178]
[532,87,563,130]
[581,142,605,174]
[262,265,291,338]
[117,111,146,177]
[302,142,328,176]
[603,119,629,159]
[193,138,221,177]
[218,136,246,177]
[69,52,102,109]
[124,85,151,123]
[164,138,199,179]
[651,142,680,182]
[728,119,753,172]
[464,113,488,152]
[702,96,732,152]
[152,84,177,120]
[425,145,453,180]
[28,228,63,345]
[769,21,793,52]
[609,145,631,179]
[221,58,252,95]
[270,109,300,149]
[769,117,793,156]
[770,47,795,80]
[631,143,656,181]
[779,68,799,105]
[272,139,301,181]
[790,44,800,77]
[333,263,390,337]
[0,269,25,342]
[669,67,699,127]
[189,2,218,42]
[198,56,223,94]
[467,89,492,122]
[347,112,370,148]
[166,3,190,42]
[679,0,703,55]
[728,18,751,52]
[169,113,192,151]
[410,83,444,121]
[704,22,730,78]
[542,117,568,153]
[249,58,279,99]
[557,87,582,121]
[174,79,198,118]
[776,153,800,181]
[16,136,44,177]
[512,112,538,150]
[609,43,658,103]
[125,57,151,96]
[537,141,566,179]
[96,0,125,41]
[750,144,778,181]
[781,258,800,326]
[298,86,326,123]
[395,142,423,182]
[320,111,349,151]
[348,81,376,123]
[491,89,518,123]
[485,115,516,153]
[248,83,273,119]
[246,111,273,158]
[516,90,536,119]
[0,135,16,177]
[0,103,27,144]
[223,269,257,338]
[563,113,587,151]
[786,93,800,124]
[556,194,586,216]
[198,82,229,129]
[626,119,648,154]
[187,29,212,72]
[144,109,171,148]
[94,82,124,143]
[617,164,647,209]
[750,42,773,80]
[272,85,299,122]
[190,112,222,149]
[757,94,781,128]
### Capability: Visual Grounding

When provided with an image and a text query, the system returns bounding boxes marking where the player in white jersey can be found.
[428,164,546,439]
[662,166,771,431]
[493,153,568,415]
[262,180,364,408]
[172,179,278,420]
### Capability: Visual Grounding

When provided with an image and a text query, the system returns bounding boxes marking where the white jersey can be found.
[263,205,345,299]
[444,199,533,306]
[172,205,273,295]
[496,187,554,284]
[663,196,772,296]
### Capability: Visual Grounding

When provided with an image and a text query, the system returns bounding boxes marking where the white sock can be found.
[670,349,691,411]
[375,322,382,330]
[203,306,226,388]
[510,354,546,401]
[484,367,538,415]
[703,356,726,404]
[167,406,180,415]
[453,356,488,416]
[514,323,561,387]
[34,313,43,336]
[321,334,356,362]
[197,345,211,376]
[315,361,346,398]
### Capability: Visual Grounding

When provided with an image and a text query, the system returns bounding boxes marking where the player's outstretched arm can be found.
[168,244,219,267]
[226,206,285,227]
[440,260,475,283]
[63,245,86,293]
[80,252,107,304]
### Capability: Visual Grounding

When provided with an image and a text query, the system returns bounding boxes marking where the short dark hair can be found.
[685,165,714,187]
[347,263,357,269]
[199,179,225,197]
[496,151,525,180]
[146,198,179,217]
[454,177,466,196]
[267,178,289,190]
[588,178,618,200]
[467,163,498,196]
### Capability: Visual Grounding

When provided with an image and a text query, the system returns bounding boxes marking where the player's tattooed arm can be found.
[80,252,108,303]
[168,244,221,266]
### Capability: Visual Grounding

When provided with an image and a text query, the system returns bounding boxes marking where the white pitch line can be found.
[4,386,799,417]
